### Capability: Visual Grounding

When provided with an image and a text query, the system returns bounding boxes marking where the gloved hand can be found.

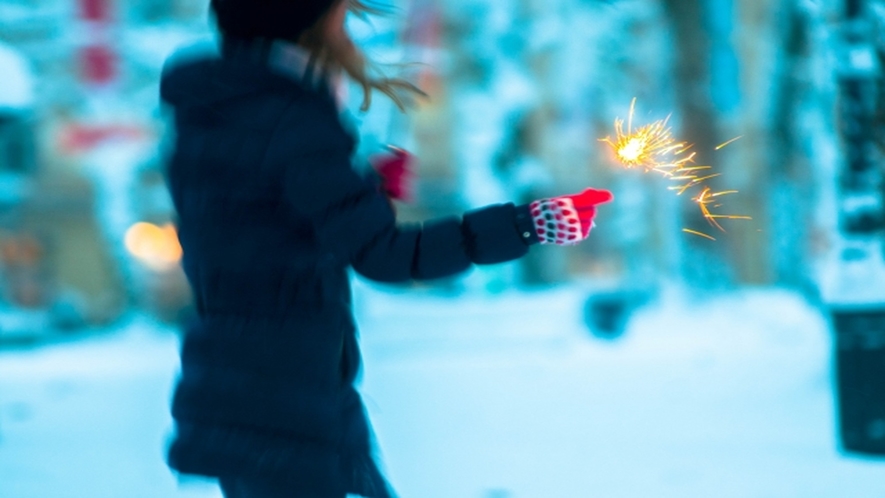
[530,188,614,245]
[369,146,413,202]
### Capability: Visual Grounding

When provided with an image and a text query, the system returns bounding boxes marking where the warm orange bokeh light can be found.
[124,222,182,271]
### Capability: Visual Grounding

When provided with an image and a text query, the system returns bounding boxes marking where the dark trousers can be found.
[219,477,347,498]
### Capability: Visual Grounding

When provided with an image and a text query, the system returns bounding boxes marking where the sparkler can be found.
[600,99,750,240]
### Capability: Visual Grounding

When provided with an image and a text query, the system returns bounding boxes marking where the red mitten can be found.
[369,146,413,202]
[530,188,614,245]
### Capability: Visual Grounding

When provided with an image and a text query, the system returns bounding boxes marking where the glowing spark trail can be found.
[682,229,716,241]
[715,135,743,150]
[600,99,751,240]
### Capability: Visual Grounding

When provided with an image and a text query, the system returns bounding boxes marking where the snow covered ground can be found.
[1,283,882,498]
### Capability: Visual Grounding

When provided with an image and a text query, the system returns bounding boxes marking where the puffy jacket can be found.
[160,40,539,497]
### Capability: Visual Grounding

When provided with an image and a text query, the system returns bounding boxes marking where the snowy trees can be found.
[1,0,879,322]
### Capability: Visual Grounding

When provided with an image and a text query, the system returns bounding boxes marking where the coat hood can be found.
[159,46,306,116]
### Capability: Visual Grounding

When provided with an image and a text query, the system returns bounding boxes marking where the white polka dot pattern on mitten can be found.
[529,198,584,245]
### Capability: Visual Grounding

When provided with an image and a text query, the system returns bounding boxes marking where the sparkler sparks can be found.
[599,99,694,174]
[600,99,751,240]
[715,135,743,150]
[682,228,716,241]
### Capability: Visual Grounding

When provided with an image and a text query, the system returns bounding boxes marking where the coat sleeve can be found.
[277,100,538,283]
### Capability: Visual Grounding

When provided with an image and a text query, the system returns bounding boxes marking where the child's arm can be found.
[277,100,610,283]
[284,153,612,283]
[283,150,534,282]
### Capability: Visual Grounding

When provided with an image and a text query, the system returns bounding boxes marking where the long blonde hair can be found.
[298,0,426,111]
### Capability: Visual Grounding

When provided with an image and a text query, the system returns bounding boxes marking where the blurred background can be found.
[0,0,884,497]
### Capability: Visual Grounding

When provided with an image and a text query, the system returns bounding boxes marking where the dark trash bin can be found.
[832,309,885,457]
[583,289,652,341]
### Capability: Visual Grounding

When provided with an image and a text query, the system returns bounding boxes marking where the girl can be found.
[160,0,613,497]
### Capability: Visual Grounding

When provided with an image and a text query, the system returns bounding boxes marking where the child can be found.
[160,0,613,496]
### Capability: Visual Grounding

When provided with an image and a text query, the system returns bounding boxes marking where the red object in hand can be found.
[530,188,614,245]
[370,146,413,202]
[561,188,614,237]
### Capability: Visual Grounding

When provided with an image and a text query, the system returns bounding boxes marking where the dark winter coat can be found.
[160,41,539,497]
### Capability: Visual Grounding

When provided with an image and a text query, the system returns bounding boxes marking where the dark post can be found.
[828,0,885,457]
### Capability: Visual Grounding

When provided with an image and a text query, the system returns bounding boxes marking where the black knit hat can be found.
[210,0,339,42]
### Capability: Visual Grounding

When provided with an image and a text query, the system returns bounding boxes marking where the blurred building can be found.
[0,0,879,337]
[378,0,875,296]
[0,0,208,338]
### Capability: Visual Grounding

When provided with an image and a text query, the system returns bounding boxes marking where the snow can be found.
[845,44,879,74]
[0,315,220,498]
[819,237,885,307]
[2,285,883,498]
[0,41,34,111]
[0,0,879,495]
